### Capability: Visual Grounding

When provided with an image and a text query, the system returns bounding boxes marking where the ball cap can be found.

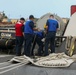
[29,15,34,19]
[20,17,25,21]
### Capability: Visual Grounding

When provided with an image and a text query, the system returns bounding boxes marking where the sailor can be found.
[44,15,59,56]
[31,31,44,56]
[15,17,25,56]
[24,15,38,57]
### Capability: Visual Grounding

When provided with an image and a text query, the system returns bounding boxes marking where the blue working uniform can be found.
[24,20,34,56]
[31,31,44,56]
[44,19,59,56]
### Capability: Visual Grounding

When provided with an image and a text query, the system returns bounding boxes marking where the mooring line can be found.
[0,63,22,70]
[0,63,25,74]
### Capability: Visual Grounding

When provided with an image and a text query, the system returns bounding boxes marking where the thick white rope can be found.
[10,53,76,67]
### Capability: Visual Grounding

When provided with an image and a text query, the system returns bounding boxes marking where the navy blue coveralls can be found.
[24,20,34,56]
[44,19,59,56]
[31,31,44,56]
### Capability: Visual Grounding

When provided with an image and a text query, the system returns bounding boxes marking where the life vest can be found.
[24,20,34,34]
[47,19,58,32]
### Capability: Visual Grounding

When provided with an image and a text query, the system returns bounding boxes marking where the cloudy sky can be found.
[0,0,76,18]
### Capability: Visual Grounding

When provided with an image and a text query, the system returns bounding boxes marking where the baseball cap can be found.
[29,15,34,19]
[20,17,25,21]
